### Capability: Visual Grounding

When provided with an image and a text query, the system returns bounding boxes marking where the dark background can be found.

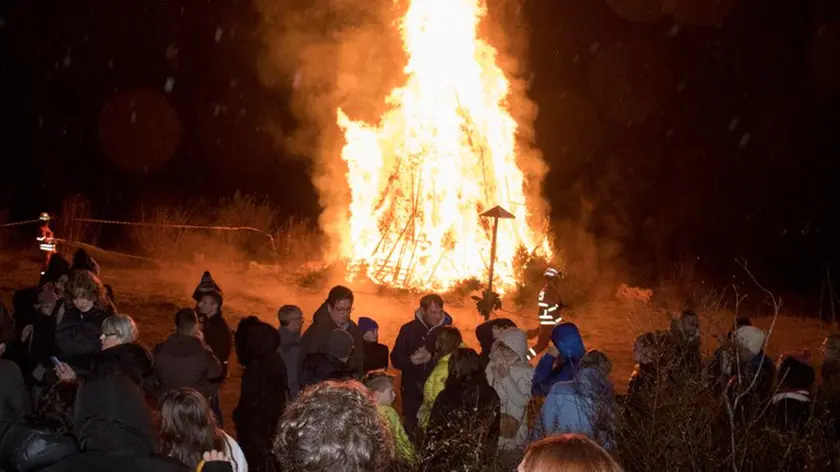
[1,0,839,300]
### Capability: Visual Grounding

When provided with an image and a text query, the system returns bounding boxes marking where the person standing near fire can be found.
[36,213,56,275]
[527,268,565,360]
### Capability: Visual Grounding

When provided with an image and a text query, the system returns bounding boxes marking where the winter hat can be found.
[192,271,223,302]
[327,329,354,360]
[733,326,766,356]
[358,317,378,334]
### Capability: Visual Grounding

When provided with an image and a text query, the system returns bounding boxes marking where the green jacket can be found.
[378,404,416,464]
[419,352,453,428]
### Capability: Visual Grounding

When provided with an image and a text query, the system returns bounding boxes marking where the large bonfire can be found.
[337,0,550,293]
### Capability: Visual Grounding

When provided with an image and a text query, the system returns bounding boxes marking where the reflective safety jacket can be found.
[537,283,563,326]
[37,227,56,252]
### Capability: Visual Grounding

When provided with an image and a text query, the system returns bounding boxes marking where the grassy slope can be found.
[0,250,833,435]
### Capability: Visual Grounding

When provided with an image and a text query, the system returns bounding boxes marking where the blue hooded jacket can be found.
[535,367,616,450]
[531,323,585,397]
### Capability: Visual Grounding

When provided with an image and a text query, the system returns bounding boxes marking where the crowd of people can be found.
[1,249,839,471]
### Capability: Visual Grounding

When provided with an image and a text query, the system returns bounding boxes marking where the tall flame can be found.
[338,0,549,292]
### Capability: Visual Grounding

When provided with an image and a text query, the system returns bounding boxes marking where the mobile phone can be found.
[49,356,61,367]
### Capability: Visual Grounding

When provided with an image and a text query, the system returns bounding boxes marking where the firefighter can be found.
[527,267,565,360]
[36,212,56,274]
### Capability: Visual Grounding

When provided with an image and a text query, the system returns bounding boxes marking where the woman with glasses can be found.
[55,314,152,389]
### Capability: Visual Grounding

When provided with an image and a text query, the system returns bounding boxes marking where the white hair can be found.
[102,314,138,344]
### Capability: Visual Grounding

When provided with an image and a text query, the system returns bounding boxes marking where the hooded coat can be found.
[485,328,534,449]
[302,302,365,377]
[390,309,453,431]
[537,368,617,450]
[151,334,223,401]
[531,323,586,397]
[232,316,287,472]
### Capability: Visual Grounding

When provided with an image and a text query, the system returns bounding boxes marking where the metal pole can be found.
[487,216,499,293]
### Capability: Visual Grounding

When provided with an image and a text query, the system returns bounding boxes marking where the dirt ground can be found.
[0,249,834,435]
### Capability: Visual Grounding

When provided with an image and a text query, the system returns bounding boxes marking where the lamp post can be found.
[477,206,514,320]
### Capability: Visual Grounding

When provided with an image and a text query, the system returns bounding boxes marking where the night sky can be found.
[1,0,839,299]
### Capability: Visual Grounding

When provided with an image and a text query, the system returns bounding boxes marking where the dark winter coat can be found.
[200,312,232,382]
[151,334,223,401]
[362,341,389,374]
[54,305,109,373]
[0,422,78,472]
[233,317,287,472]
[390,310,454,394]
[300,353,353,388]
[0,360,30,438]
[302,304,365,377]
[90,343,153,387]
[73,374,155,455]
[424,381,501,469]
[278,328,301,399]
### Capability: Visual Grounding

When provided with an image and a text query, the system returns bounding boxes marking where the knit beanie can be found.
[733,326,765,356]
[192,271,223,302]
[327,329,354,360]
[358,317,378,334]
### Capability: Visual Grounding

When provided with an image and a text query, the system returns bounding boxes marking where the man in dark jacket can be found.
[277,305,303,399]
[300,329,355,388]
[195,288,232,426]
[390,293,453,438]
[301,285,364,377]
[150,308,223,402]
[233,316,287,472]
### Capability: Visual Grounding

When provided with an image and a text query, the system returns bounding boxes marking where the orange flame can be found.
[338,0,549,292]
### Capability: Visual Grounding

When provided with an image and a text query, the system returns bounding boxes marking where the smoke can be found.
[254,0,551,263]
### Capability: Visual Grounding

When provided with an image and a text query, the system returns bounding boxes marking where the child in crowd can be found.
[358,317,389,373]
[363,370,416,465]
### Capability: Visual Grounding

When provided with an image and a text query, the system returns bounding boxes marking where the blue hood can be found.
[551,323,586,361]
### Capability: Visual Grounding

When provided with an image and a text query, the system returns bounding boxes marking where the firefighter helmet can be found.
[544,267,561,278]
[39,212,51,222]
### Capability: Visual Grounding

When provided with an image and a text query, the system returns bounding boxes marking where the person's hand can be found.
[410,347,431,365]
[547,345,560,357]
[55,362,77,382]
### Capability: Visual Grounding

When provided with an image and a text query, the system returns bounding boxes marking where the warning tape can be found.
[1,216,276,250]
[0,219,42,228]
